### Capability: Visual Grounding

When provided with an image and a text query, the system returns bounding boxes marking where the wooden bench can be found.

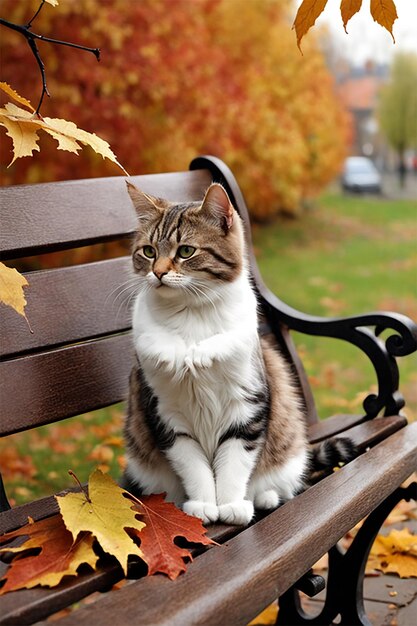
[1,155,416,626]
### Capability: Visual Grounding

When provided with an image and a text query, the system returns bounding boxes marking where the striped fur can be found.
[123,182,356,525]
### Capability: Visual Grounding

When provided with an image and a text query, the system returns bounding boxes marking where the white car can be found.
[341,157,382,194]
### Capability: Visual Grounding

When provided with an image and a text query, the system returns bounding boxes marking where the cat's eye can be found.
[177,245,196,259]
[142,245,156,259]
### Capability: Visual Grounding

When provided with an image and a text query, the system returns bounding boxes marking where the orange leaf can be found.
[293,0,328,50]
[0,515,97,593]
[370,528,417,578]
[128,493,217,580]
[340,0,363,33]
[370,0,398,41]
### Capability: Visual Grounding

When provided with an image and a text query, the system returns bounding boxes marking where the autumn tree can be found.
[0,0,350,220]
[378,52,417,187]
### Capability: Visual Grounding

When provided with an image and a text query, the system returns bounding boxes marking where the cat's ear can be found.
[200,183,234,233]
[126,181,161,218]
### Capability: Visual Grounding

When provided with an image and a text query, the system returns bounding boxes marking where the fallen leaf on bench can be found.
[0,515,97,594]
[57,469,145,575]
[0,470,217,594]
[370,528,417,578]
[127,493,217,580]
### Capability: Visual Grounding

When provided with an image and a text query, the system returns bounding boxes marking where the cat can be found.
[122,181,355,525]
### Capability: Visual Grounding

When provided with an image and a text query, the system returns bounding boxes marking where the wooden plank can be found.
[308,414,367,442]
[1,170,212,259]
[0,258,133,359]
[308,415,407,450]
[37,423,417,626]
[333,415,407,450]
[0,334,133,436]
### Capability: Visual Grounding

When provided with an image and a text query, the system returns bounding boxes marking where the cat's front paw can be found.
[184,344,213,375]
[182,500,219,524]
[140,334,186,372]
[218,500,254,526]
[254,489,280,510]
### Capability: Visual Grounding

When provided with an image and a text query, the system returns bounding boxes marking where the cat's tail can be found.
[310,437,358,474]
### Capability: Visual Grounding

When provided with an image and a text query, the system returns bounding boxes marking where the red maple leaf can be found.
[127,493,217,580]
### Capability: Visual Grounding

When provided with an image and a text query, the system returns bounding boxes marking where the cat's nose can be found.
[153,270,168,281]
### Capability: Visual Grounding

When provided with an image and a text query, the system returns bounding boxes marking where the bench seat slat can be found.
[0,171,212,260]
[0,258,133,359]
[308,413,367,442]
[31,424,417,626]
[0,335,133,436]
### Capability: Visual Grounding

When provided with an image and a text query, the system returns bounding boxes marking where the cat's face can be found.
[127,183,243,301]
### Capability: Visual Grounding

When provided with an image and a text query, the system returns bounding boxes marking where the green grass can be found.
[1,192,416,505]
[253,193,417,421]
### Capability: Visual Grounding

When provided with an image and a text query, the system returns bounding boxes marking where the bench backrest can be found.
[0,159,316,441]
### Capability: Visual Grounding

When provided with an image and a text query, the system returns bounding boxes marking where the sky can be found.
[295,0,417,65]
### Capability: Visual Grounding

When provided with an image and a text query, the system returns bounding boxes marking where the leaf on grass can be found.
[370,0,398,41]
[0,262,29,320]
[0,515,97,593]
[0,82,35,111]
[128,493,216,580]
[370,528,417,578]
[247,601,279,625]
[293,0,328,50]
[340,0,363,33]
[57,469,145,575]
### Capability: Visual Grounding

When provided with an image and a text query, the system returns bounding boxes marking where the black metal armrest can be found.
[190,155,417,420]
[260,283,417,419]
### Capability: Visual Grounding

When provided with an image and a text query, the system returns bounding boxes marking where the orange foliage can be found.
[0,0,351,219]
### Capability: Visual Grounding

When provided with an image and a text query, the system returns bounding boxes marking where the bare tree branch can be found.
[0,3,100,115]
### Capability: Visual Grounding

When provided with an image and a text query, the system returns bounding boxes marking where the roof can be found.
[337,76,383,112]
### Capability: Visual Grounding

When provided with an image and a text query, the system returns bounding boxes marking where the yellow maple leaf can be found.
[56,469,146,575]
[0,90,128,174]
[0,262,29,321]
[340,0,363,33]
[0,113,41,166]
[293,0,328,50]
[43,117,128,173]
[370,528,417,578]
[370,0,398,41]
[0,82,35,112]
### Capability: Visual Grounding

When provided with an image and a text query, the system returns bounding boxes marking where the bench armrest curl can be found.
[260,284,417,418]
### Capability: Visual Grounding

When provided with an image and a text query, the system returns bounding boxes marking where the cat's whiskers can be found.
[185,283,217,312]
[105,277,139,307]
[109,277,148,322]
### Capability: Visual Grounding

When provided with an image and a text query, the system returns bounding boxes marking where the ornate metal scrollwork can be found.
[277,483,417,626]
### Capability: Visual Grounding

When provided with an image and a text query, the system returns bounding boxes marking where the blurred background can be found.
[0,0,416,503]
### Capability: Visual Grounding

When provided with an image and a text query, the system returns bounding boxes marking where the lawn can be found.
[252,193,417,422]
[1,192,416,506]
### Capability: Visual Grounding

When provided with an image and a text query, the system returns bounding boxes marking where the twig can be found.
[26,0,46,29]
[0,5,100,115]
